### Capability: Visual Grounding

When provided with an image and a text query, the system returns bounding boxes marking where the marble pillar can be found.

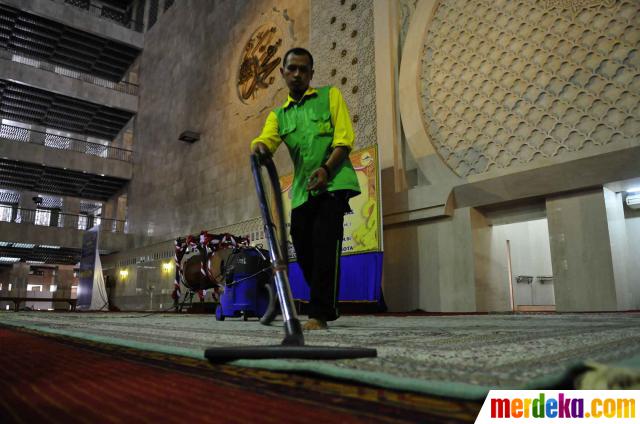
[53,265,75,310]
[546,189,618,311]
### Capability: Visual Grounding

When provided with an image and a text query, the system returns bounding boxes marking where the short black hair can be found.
[282,47,314,69]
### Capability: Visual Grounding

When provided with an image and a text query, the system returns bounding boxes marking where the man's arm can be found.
[307,87,354,191]
[328,86,355,151]
[251,111,281,162]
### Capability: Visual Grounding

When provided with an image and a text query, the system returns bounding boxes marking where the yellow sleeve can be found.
[250,111,281,153]
[329,86,355,151]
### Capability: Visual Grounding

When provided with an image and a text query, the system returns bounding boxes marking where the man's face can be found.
[280,53,313,97]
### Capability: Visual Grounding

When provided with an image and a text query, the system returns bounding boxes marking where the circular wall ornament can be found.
[237,24,283,105]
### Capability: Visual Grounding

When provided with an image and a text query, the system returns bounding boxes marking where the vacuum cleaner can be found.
[204,154,377,362]
[215,245,274,322]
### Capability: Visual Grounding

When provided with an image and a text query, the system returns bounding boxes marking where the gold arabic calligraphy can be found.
[238,25,282,103]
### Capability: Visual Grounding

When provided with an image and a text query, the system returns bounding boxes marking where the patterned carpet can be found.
[1,312,639,399]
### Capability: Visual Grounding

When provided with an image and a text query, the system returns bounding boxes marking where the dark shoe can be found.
[303,318,328,330]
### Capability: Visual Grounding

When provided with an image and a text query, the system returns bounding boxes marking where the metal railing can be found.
[0,124,133,163]
[0,206,126,233]
[53,0,143,32]
[0,49,139,96]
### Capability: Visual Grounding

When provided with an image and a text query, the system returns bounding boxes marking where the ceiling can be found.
[97,1,136,10]
[0,243,81,265]
[0,1,136,267]
[0,157,128,201]
[0,3,141,81]
[0,80,135,139]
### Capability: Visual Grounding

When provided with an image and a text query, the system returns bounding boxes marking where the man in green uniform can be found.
[251,47,360,330]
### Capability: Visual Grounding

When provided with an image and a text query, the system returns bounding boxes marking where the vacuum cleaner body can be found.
[216,247,271,321]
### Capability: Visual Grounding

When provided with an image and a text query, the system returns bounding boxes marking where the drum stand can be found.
[178,290,195,312]
[205,155,376,362]
[177,288,202,312]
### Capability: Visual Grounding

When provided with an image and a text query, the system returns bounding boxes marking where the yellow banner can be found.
[280,146,381,258]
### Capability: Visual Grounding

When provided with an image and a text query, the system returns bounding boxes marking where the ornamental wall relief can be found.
[415,0,639,177]
[544,0,617,15]
[310,0,377,150]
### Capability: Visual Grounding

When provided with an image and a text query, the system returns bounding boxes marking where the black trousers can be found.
[290,192,346,322]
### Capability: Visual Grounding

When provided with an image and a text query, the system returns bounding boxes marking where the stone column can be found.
[18,190,38,224]
[102,197,116,232]
[0,267,11,310]
[382,223,420,311]
[419,207,478,312]
[383,205,481,313]
[470,208,513,312]
[122,126,134,151]
[103,198,116,220]
[10,262,29,299]
[62,196,81,230]
[28,124,46,145]
[53,265,75,310]
[116,195,128,232]
[603,188,633,310]
[373,0,405,190]
[546,188,618,311]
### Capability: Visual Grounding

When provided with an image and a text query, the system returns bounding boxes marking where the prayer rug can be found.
[0,326,479,423]
[0,312,638,400]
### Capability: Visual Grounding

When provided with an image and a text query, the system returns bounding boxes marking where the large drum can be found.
[182,248,234,292]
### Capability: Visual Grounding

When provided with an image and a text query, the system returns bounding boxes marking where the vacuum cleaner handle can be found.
[250,154,303,345]
[261,156,288,263]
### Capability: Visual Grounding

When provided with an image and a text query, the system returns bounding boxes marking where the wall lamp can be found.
[178,131,200,143]
[162,262,172,273]
[119,269,129,280]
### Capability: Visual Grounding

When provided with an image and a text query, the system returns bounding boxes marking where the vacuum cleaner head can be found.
[205,345,377,363]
